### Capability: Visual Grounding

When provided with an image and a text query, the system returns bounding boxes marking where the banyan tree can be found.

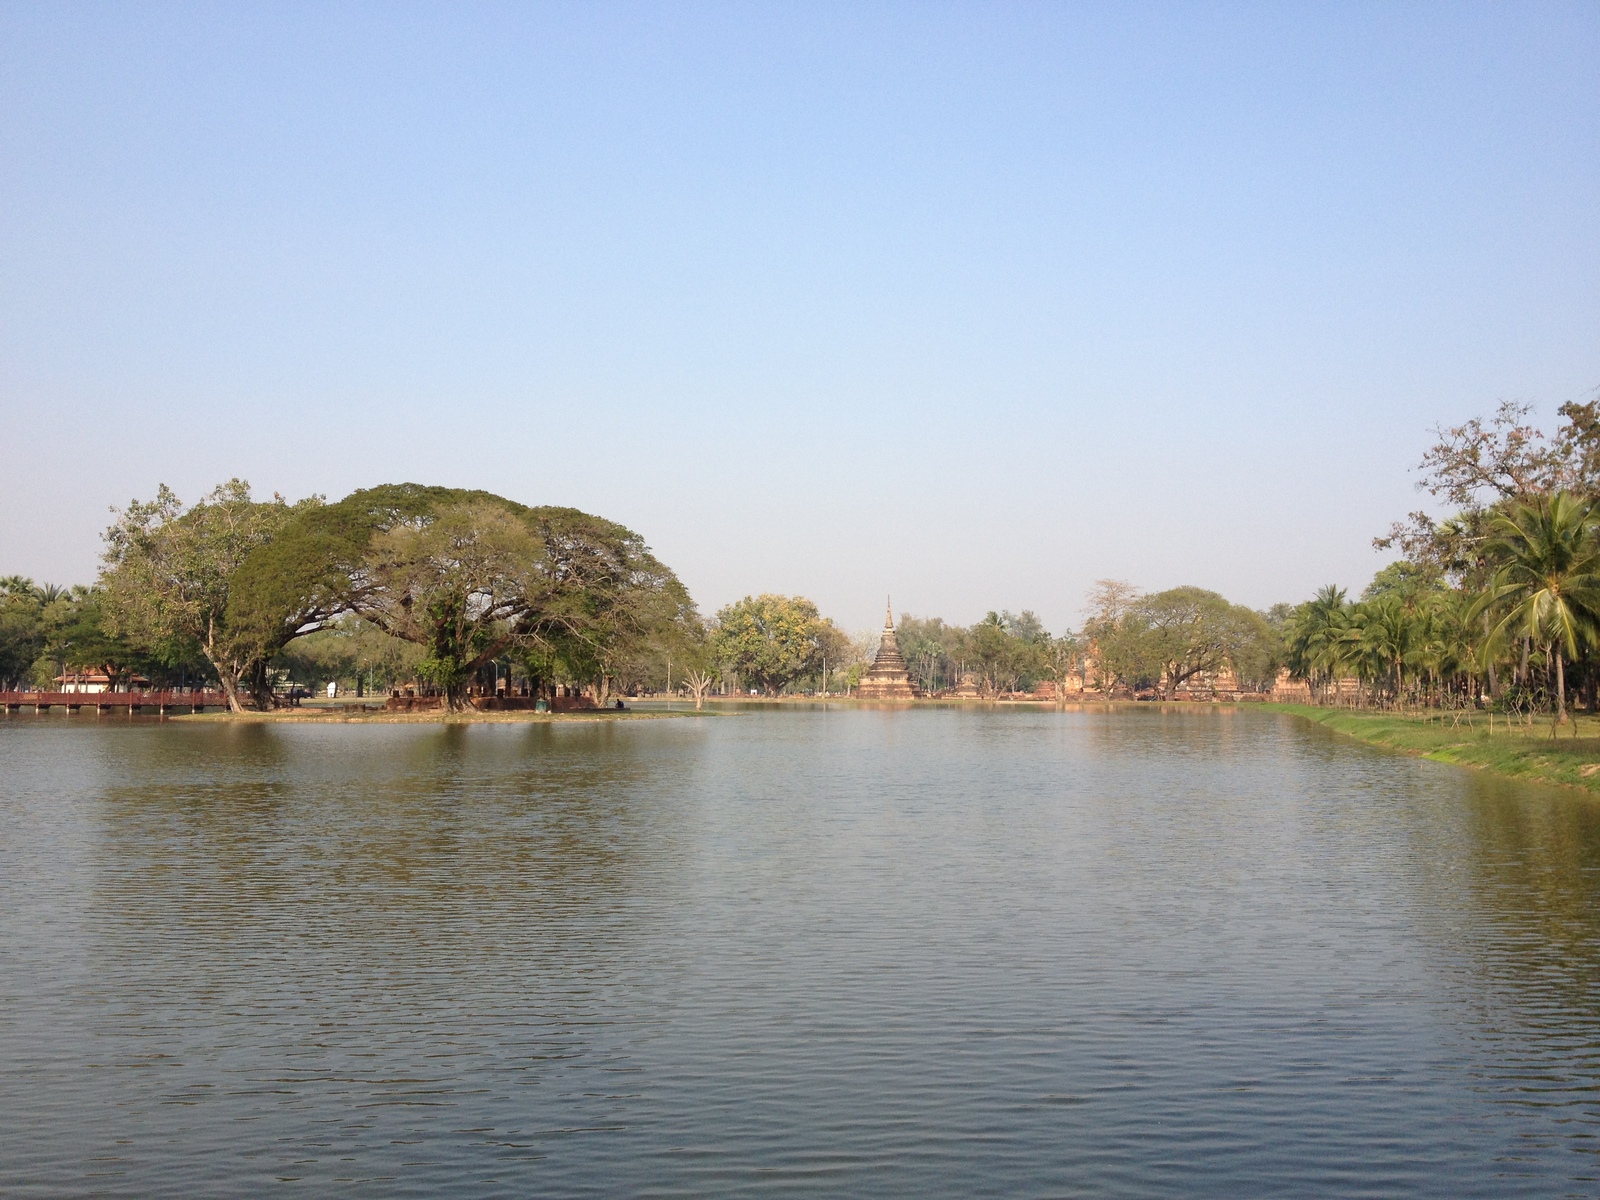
[227,483,695,710]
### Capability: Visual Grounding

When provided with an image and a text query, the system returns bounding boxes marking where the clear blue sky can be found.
[2,2,1596,633]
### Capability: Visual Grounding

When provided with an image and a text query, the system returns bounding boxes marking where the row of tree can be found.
[871,396,1600,721]
[3,482,699,712]
[706,588,1288,704]
[3,531,1288,711]
[1,487,883,713]
[7,397,1596,719]
[1281,398,1600,725]
[0,578,198,695]
[893,592,1281,701]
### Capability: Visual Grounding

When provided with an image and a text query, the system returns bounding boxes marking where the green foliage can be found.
[274,616,422,692]
[1285,493,1600,720]
[245,483,697,709]
[1037,633,1084,707]
[892,610,1052,695]
[1,574,209,691]
[1376,399,1600,591]
[1092,587,1278,699]
[40,588,151,689]
[965,611,1043,693]
[709,594,827,695]
[895,615,966,693]
[1471,492,1600,723]
[1362,560,1446,602]
[98,481,307,709]
[1226,607,1285,692]
[1287,580,1477,705]
[0,576,46,688]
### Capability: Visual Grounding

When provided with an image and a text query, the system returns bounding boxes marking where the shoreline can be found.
[176,706,712,724]
[1263,703,1600,795]
[13,700,1599,795]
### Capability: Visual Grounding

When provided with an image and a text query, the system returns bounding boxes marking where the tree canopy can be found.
[709,594,832,695]
[232,483,696,709]
[1085,585,1279,698]
[99,481,312,710]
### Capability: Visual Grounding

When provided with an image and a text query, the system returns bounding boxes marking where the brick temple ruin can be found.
[855,602,917,700]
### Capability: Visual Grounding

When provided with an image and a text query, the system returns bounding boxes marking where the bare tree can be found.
[681,667,718,710]
[1413,400,1561,507]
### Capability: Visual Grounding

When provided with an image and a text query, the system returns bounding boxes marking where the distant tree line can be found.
[708,590,1286,705]
[4,482,701,712]
[1285,398,1600,727]
[703,396,1600,724]
[9,396,1600,724]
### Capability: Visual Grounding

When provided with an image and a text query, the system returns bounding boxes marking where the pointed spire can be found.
[859,592,915,698]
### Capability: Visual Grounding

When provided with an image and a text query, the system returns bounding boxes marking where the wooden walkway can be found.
[1,690,230,713]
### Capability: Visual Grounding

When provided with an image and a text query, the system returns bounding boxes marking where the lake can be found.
[3,706,1599,1196]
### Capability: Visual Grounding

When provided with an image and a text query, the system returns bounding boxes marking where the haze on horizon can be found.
[1,2,1596,634]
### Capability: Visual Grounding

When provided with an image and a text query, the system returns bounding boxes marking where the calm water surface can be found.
[3,707,1600,1196]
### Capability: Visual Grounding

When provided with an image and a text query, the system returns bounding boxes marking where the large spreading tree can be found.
[710,594,828,695]
[237,484,694,710]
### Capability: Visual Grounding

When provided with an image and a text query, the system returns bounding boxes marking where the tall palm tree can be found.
[1288,585,1351,702]
[1354,595,1415,704]
[1415,590,1478,706]
[1471,491,1600,727]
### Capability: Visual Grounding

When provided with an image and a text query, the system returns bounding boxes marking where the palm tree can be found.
[1414,590,1478,708]
[1288,586,1351,703]
[1353,595,1416,705]
[1471,491,1600,728]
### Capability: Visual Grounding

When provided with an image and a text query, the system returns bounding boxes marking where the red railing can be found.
[0,690,232,710]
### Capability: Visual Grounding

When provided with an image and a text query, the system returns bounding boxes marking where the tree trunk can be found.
[247,659,276,710]
[201,620,248,713]
[1555,647,1567,728]
[211,662,247,713]
[1483,611,1497,699]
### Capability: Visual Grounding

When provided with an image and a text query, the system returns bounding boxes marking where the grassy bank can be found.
[1266,703,1600,794]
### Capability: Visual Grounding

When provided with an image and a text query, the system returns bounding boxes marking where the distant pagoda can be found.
[856,601,916,700]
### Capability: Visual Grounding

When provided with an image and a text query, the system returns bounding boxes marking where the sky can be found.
[1,1,1596,633]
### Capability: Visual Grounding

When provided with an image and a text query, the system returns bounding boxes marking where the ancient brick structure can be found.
[856,603,917,700]
[950,674,981,699]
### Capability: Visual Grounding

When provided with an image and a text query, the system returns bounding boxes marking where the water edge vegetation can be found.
[4,398,1600,772]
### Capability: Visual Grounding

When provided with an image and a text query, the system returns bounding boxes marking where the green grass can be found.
[1264,703,1600,794]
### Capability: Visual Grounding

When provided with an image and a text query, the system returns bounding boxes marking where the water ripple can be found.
[3,709,1600,1196]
